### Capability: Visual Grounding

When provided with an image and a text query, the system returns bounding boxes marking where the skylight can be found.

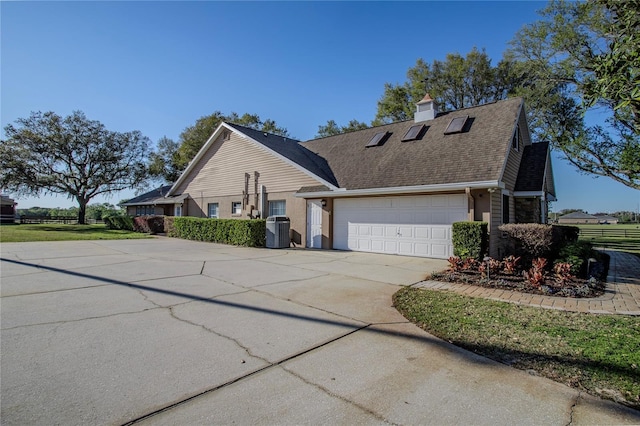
[401,124,426,142]
[366,131,389,148]
[444,115,469,135]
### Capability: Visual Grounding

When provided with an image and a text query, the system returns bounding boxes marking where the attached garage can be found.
[333,194,468,259]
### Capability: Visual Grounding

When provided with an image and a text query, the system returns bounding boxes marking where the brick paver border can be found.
[413,250,640,315]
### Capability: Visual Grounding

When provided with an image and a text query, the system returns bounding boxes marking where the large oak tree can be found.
[1,111,150,224]
[509,0,639,189]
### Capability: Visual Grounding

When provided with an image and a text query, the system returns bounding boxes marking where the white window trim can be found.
[208,203,219,218]
[232,201,242,216]
[268,200,286,216]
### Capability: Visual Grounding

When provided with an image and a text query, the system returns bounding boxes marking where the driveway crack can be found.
[1,307,164,331]
[566,391,581,426]
[167,306,269,364]
[282,367,395,425]
[123,325,370,425]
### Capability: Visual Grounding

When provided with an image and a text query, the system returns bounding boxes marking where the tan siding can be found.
[501,109,531,191]
[174,132,323,197]
[489,191,503,258]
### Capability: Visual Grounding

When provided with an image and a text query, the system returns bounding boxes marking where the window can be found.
[365,131,389,147]
[502,195,510,224]
[135,205,154,216]
[512,125,521,151]
[208,203,219,218]
[174,204,182,217]
[444,115,468,135]
[401,124,426,142]
[268,200,286,216]
[232,202,242,215]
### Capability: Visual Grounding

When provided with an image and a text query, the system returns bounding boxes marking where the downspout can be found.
[259,185,266,218]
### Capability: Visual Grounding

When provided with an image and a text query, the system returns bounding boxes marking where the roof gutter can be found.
[295,180,503,198]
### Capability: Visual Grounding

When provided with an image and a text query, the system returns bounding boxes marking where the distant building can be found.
[0,195,17,224]
[594,214,619,225]
[557,212,600,224]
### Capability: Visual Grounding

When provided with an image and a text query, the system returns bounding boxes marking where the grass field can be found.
[574,223,640,254]
[0,223,152,243]
[394,287,640,409]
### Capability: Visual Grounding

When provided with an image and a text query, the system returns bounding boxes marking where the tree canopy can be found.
[1,111,150,224]
[374,47,519,124]
[150,112,289,183]
[148,136,181,183]
[509,0,640,189]
[315,119,369,138]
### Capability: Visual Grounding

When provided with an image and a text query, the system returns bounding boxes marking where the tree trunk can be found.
[77,198,88,225]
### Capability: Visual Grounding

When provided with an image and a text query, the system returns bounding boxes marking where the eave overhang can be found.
[295,180,504,198]
[513,191,557,202]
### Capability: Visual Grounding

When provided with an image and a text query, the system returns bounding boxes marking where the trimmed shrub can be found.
[499,223,554,258]
[133,215,164,234]
[164,216,176,237]
[104,215,134,231]
[172,217,266,247]
[555,240,593,276]
[552,225,580,244]
[452,221,488,259]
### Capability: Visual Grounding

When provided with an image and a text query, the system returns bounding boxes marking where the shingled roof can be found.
[559,211,597,220]
[122,185,189,206]
[515,141,550,192]
[300,97,523,190]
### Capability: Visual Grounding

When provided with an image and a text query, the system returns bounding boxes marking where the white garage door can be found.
[333,194,468,259]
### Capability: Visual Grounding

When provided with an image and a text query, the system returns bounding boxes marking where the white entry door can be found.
[306,200,323,248]
[333,194,468,259]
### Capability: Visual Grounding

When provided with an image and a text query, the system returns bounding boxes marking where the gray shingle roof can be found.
[300,97,523,190]
[122,185,172,206]
[515,141,550,192]
[559,212,597,220]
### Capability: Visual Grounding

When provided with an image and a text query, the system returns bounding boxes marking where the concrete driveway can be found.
[1,238,638,425]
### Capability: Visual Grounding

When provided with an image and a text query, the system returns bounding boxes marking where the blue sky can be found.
[2,1,638,214]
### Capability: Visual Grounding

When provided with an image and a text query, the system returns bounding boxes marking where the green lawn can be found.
[0,223,152,243]
[575,224,640,254]
[393,287,640,409]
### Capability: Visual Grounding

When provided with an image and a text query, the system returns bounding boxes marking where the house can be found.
[557,212,600,224]
[594,214,619,225]
[161,95,555,259]
[0,195,17,224]
[122,185,188,216]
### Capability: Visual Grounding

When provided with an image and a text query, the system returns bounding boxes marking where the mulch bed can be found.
[430,270,606,298]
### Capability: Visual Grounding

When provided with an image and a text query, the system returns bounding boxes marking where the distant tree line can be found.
[17,202,124,221]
